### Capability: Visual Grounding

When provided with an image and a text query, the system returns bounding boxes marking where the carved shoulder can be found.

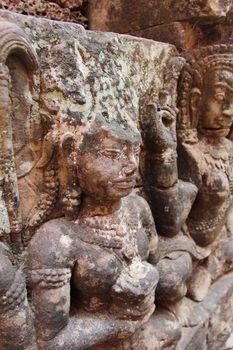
[26,218,77,271]
[128,193,155,223]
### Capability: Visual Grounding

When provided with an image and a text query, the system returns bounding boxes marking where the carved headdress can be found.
[59,71,140,218]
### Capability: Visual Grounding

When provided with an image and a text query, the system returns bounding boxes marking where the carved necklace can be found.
[201,148,233,199]
[76,205,139,260]
[76,207,126,249]
[202,150,233,195]
[201,142,230,177]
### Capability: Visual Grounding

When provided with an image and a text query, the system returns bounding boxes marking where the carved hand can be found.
[141,102,177,157]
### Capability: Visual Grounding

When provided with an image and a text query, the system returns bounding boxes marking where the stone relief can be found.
[0,21,38,350]
[177,45,233,298]
[139,45,233,348]
[0,9,233,350]
[0,13,175,349]
[140,55,206,309]
[26,116,159,349]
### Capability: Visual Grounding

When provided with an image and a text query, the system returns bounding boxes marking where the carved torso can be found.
[27,194,158,324]
[186,137,233,246]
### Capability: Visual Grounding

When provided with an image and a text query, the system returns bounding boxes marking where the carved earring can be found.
[61,133,81,219]
[190,88,201,129]
[62,160,82,219]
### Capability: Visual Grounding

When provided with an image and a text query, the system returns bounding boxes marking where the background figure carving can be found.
[140,56,205,311]
[177,45,233,299]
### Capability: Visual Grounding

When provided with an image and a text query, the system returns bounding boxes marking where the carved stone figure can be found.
[0,12,179,349]
[177,45,233,297]
[4,8,233,349]
[26,115,159,349]
[142,46,233,309]
[140,57,206,308]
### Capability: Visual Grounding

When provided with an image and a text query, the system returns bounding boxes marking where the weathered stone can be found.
[177,44,233,251]
[0,0,88,26]
[133,22,189,52]
[177,273,233,350]
[88,0,232,34]
[0,3,233,349]
[140,310,182,349]
[133,21,226,51]
[0,9,178,349]
[88,1,233,52]
[140,39,233,349]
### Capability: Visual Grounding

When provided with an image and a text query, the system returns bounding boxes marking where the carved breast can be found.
[72,242,122,309]
[71,208,157,316]
[188,171,230,239]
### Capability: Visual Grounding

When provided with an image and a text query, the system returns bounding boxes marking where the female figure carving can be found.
[26,115,159,349]
[177,45,233,294]
[142,48,233,307]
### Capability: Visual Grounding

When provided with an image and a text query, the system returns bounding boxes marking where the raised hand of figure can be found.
[141,102,177,157]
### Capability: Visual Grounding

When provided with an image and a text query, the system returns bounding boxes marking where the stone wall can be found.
[88,0,233,50]
[0,2,233,350]
[0,9,176,350]
[0,0,88,26]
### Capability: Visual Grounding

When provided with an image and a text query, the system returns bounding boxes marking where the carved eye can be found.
[214,93,225,102]
[101,149,121,159]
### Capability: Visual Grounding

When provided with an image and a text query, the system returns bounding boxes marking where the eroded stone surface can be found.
[88,0,233,52]
[0,6,233,350]
[0,10,177,349]
[176,273,233,350]
[89,0,232,34]
[0,0,88,26]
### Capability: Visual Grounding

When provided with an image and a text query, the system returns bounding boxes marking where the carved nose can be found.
[223,108,233,119]
[123,157,137,175]
[124,163,137,175]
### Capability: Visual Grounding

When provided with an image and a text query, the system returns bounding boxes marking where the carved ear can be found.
[190,88,201,128]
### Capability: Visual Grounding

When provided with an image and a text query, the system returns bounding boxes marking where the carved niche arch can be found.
[0,21,38,254]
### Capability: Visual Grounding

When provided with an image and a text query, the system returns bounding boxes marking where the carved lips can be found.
[112,176,136,189]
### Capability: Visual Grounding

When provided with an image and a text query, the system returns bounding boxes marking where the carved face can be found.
[198,69,233,137]
[76,129,140,201]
